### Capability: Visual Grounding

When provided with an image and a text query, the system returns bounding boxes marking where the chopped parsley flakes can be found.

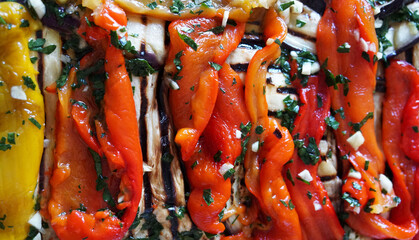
[203,189,214,206]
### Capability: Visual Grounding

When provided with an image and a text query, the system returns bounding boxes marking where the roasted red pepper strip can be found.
[167,18,245,233]
[103,45,142,221]
[244,8,302,239]
[283,74,344,240]
[95,120,126,171]
[168,18,244,161]
[317,0,418,238]
[253,122,301,240]
[244,8,288,199]
[48,16,142,239]
[49,69,126,240]
[383,60,419,203]
[186,63,249,234]
[381,60,419,239]
[402,87,419,163]
[72,103,102,155]
[93,0,127,31]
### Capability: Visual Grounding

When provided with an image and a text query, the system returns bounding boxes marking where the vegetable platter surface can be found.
[1,0,419,239]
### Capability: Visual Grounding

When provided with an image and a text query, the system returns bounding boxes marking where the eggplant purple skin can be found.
[42,3,80,34]
[375,0,411,19]
[300,0,326,15]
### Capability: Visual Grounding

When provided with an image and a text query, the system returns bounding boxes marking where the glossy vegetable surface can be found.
[317,0,418,238]
[244,9,302,239]
[0,2,44,239]
[382,60,419,239]
[284,73,344,240]
[47,12,142,240]
[167,16,245,234]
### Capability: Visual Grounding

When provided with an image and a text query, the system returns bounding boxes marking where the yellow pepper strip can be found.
[0,2,44,239]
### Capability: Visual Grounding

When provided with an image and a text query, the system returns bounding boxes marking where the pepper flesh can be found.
[48,15,142,240]
[381,60,419,239]
[186,63,249,234]
[243,8,302,239]
[283,74,344,240]
[253,123,300,240]
[317,0,418,238]
[0,2,44,239]
[167,17,245,233]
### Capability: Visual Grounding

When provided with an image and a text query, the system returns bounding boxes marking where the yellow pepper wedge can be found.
[0,2,44,239]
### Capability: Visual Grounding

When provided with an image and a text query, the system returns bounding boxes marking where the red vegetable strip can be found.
[284,75,344,240]
[103,45,142,224]
[380,60,419,239]
[95,120,126,172]
[244,8,288,200]
[49,14,143,239]
[186,63,249,234]
[383,60,419,204]
[203,63,249,167]
[49,69,125,240]
[71,104,102,155]
[402,87,419,162]
[78,15,109,50]
[317,0,384,182]
[254,122,301,240]
[244,8,302,239]
[318,0,418,238]
[214,22,246,63]
[317,0,383,207]
[167,18,245,233]
[168,18,220,161]
[93,0,127,31]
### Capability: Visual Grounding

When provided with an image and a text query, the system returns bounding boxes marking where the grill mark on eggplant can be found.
[139,76,149,167]
[277,87,298,94]
[129,16,190,238]
[405,47,414,64]
[140,41,167,204]
[143,173,153,209]
[376,77,386,93]
[136,73,152,237]
[157,69,179,236]
[141,15,147,24]
[320,175,336,181]
[383,2,419,59]
[159,124,175,200]
[388,37,419,59]
[135,43,161,70]
[159,76,194,235]
[139,75,151,207]
[231,63,249,72]
[238,38,265,50]
[288,28,317,42]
